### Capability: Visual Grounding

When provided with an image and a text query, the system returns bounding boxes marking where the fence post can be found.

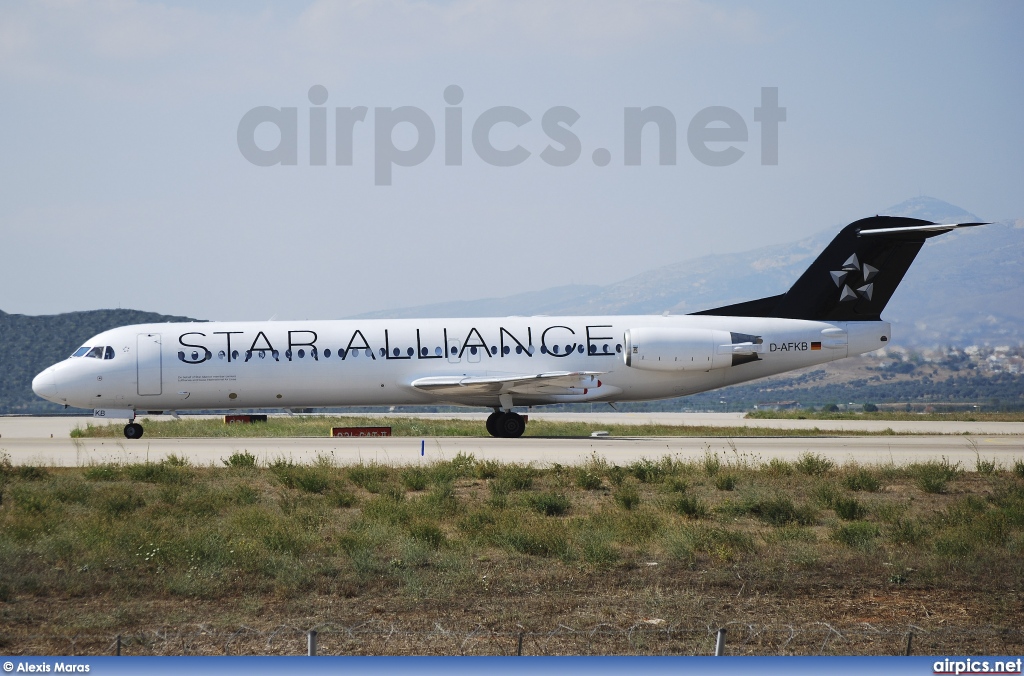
[714,628,726,656]
[904,631,913,656]
[517,631,524,656]
[307,630,318,656]
[116,635,121,656]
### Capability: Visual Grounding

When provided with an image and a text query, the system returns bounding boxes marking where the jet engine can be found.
[623,328,762,371]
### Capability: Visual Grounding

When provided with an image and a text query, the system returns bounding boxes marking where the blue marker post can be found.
[421,439,425,457]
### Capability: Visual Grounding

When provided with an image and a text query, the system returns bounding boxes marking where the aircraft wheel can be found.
[496,412,526,439]
[485,411,502,437]
[123,423,144,439]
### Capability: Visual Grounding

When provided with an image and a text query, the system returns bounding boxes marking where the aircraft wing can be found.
[410,371,606,397]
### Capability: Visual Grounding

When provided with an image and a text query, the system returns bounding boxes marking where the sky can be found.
[1,0,1022,321]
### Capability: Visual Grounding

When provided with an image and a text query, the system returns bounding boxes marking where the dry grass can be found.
[1,451,1022,655]
[70,416,913,439]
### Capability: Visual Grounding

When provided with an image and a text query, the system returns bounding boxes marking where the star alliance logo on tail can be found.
[830,253,878,302]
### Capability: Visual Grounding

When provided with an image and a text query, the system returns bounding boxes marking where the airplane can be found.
[32,215,984,439]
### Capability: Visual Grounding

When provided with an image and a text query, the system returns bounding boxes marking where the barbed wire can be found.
[12,621,1021,657]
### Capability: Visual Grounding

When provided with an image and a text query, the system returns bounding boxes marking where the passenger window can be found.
[603,344,610,353]
[324,349,332,358]
[232,350,239,360]
[490,346,498,355]
[407,347,414,357]
[218,350,226,360]
[515,346,523,354]
[435,347,442,356]
[72,347,90,357]
[503,346,510,355]
[298,349,305,359]
[470,346,478,355]
[616,344,623,353]
[85,347,103,359]
[104,346,116,360]
[577,345,584,354]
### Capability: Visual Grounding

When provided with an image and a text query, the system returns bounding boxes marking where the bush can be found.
[400,467,429,491]
[833,496,867,521]
[528,492,571,517]
[863,403,879,413]
[913,458,962,494]
[475,459,501,479]
[408,521,446,548]
[125,462,192,485]
[750,497,816,527]
[628,458,667,484]
[98,487,145,517]
[832,521,880,548]
[975,455,998,476]
[328,488,358,508]
[16,466,48,481]
[714,474,737,491]
[348,463,390,493]
[83,463,122,481]
[575,470,603,490]
[663,477,688,493]
[795,452,834,476]
[670,496,710,519]
[222,452,257,468]
[267,460,331,494]
[842,469,881,492]
[886,518,929,546]
[614,485,640,510]
[1014,460,1024,479]
[703,453,721,476]
[491,465,535,493]
[766,458,794,477]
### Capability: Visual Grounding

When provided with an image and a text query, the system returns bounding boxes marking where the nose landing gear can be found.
[485,410,526,438]
[123,422,144,439]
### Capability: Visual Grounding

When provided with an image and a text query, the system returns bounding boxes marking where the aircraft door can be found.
[447,339,461,364]
[137,333,162,395]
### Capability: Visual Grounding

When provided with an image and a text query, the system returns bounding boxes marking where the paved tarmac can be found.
[1,415,1021,468]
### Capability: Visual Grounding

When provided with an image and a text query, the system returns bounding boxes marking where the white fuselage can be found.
[31,315,890,413]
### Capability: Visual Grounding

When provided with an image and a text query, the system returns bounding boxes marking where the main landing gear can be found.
[486,410,526,438]
[123,422,144,439]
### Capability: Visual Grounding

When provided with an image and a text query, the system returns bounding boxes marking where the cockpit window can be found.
[72,347,90,357]
[85,347,104,359]
[104,346,115,360]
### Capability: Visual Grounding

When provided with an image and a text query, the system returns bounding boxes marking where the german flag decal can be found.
[811,342,822,350]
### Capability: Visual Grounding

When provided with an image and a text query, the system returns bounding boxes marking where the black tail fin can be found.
[693,216,986,321]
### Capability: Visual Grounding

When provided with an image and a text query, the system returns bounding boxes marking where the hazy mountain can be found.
[352,197,1024,346]
[0,308,199,414]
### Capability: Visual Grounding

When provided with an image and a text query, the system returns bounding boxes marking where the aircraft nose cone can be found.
[32,369,58,401]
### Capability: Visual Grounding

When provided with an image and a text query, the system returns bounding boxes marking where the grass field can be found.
[71,415,913,439]
[1,450,1023,655]
[746,410,1024,422]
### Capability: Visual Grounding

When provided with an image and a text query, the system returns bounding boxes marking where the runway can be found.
[2,415,1022,468]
